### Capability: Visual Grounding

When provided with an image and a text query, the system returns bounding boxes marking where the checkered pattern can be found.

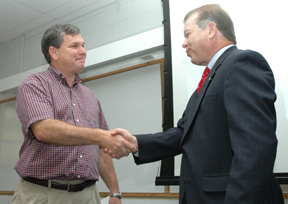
[15,65,108,181]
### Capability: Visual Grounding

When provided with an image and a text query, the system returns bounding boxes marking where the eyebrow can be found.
[184,29,190,37]
[70,41,85,46]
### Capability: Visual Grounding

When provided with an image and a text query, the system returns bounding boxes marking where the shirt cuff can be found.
[133,151,139,157]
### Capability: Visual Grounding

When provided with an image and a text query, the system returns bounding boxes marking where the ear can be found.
[207,22,217,39]
[49,46,58,61]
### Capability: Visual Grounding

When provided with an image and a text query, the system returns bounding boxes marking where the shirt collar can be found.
[207,44,235,70]
[48,65,82,84]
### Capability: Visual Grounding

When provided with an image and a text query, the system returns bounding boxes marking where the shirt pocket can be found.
[203,174,229,192]
[84,110,98,128]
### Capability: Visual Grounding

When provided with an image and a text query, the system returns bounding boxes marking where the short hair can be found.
[41,24,81,64]
[184,4,236,44]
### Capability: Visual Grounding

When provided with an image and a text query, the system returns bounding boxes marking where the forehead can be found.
[184,13,199,32]
[63,34,84,44]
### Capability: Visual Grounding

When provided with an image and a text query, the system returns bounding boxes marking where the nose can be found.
[79,46,87,57]
[182,39,188,48]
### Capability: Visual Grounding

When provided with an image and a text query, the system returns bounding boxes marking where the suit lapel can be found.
[180,46,237,145]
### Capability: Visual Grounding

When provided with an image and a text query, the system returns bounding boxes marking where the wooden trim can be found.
[1,191,287,199]
[165,185,170,193]
[99,192,179,198]
[82,58,164,83]
[0,190,178,197]
[0,59,165,105]
[0,97,16,104]
[0,191,14,195]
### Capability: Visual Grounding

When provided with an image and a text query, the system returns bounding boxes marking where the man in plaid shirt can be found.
[11,24,134,204]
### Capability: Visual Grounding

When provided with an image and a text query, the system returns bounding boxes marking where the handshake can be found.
[103,128,138,159]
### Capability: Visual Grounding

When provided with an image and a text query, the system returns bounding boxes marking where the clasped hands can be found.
[104,128,138,159]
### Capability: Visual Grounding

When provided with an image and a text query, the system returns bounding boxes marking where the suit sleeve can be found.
[132,93,197,164]
[223,50,278,203]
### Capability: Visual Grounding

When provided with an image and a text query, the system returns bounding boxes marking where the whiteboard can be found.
[169,0,288,174]
[83,63,164,192]
[0,63,166,193]
[0,100,23,191]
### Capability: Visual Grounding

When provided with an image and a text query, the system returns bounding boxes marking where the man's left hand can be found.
[109,197,121,204]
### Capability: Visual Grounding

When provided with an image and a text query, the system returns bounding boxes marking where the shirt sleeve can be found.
[95,97,109,131]
[15,75,54,138]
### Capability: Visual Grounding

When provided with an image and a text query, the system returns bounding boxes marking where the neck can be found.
[50,63,76,87]
[65,75,76,87]
[209,41,234,60]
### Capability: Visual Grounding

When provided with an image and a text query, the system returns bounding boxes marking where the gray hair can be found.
[41,24,81,64]
[184,4,236,44]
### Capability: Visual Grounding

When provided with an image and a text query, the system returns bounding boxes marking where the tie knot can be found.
[203,67,210,78]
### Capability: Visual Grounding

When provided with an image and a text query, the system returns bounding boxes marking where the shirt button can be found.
[78,175,81,178]
[73,103,76,107]
[80,155,83,158]
[76,119,79,122]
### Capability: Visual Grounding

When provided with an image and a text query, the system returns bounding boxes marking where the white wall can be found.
[0,0,163,97]
[0,63,180,204]
[169,0,288,202]
[1,0,287,203]
[0,1,179,203]
[0,0,163,80]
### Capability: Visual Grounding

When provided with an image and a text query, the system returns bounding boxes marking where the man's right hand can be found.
[104,128,138,159]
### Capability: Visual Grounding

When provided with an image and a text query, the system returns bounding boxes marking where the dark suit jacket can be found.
[134,46,284,204]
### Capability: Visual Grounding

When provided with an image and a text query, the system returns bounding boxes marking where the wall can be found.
[0,0,179,203]
[0,61,181,204]
[0,0,163,80]
[169,0,288,202]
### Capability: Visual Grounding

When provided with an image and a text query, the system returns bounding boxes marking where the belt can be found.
[23,177,96,192]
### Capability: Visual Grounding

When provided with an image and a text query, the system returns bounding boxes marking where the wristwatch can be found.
[110,192,122,199]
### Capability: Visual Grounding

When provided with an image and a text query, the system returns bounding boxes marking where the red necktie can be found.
[197,67,210,94]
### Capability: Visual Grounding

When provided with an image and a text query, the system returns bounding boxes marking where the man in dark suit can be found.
[108,4,284,204]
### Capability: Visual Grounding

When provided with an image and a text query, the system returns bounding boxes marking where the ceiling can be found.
[0,0,117,45]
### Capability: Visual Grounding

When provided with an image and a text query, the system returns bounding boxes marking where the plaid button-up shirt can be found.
[15,65,108,181]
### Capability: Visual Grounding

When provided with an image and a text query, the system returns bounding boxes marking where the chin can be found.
[75,66,85,73]
[79,67,85,73]
[190,58,196,64]
[191,59,201,66]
